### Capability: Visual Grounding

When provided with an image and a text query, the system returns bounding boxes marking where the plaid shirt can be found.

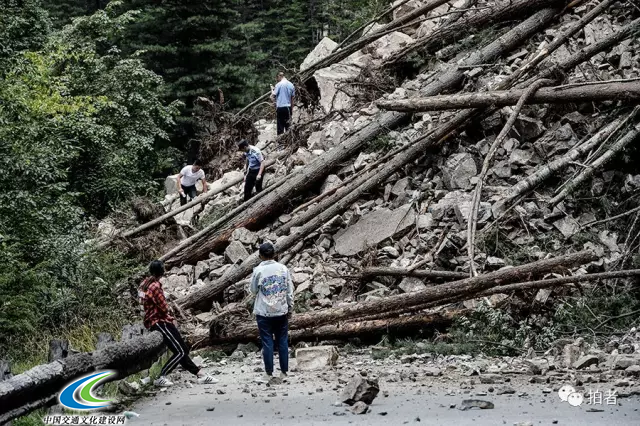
[139,277,174,329]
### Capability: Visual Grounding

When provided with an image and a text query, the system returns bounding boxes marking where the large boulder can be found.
[340,374,380,406]
[367,31,414,61]
[231,227,258,245]
[442,153,477,190]
[313,63,360,114]
[295,346,339,371]
[334,204,416,256]
[224,241,250,264]
[300,37,338,72]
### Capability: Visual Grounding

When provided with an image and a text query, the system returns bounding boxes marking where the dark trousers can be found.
[151,322,200,377]
[256,314,289,375]
[276,106,292,135]
[244,168,263,201]
[179,184,197,206]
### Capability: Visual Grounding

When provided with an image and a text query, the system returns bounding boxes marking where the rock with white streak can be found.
[442,153,477,190]
[300,37,338,72]
[295,346,339,371]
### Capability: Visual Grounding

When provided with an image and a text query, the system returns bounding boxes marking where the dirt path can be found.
[129,351,640,426]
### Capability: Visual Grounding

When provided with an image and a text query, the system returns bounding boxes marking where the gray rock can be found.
[225,241,250,264]
[380,246,400,258]
[292,272,310,284]
[509,149,534,166]
[563,344,581,368]
[625,365,640,376]
[195,312,214,323]
[609,355,640,370]
[229,350,245,361]
[300,37,338,72]
[320,175,343,194]
[534,123,577,159]
[391,177,410,197]
[442,153,477,190]
[231,228,258,245]
[399,277,427,293]
[194,261,210,280]
[161,274,190,291]
[295,346,339,371]
[553,216,579,238]
[573,355,599,370]
[340,375,380,406]
[237,342,259,354]
[312,281,331,298]
[118,381,140,396]
[430,191,471,220]
[334,204,416,256]
[495,386,515,395]
[417,213,433,230]
[459,399,494,410]
[350,401,369,415]
[512,115,546,141]
[479,374,504,385]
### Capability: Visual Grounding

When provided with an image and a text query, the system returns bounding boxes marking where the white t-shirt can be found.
[179,166,205,187]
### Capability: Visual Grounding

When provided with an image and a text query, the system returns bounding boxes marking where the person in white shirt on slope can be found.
[177,159,208,206]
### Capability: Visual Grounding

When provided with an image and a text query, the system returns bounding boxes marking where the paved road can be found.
[129,353,640,426]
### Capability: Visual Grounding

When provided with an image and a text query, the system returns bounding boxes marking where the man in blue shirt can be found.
[238,139,265,201]
[271,72,295,135]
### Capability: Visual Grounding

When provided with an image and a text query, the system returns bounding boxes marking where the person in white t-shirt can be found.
[177,160,208,206]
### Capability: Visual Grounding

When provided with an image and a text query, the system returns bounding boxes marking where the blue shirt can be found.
[244,145,264,170]
[273,78,295,108]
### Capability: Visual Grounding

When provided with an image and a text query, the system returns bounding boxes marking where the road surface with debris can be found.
[129,350,640,426]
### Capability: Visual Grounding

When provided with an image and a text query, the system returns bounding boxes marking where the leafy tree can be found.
[0,2,178,348]
[0,0,51,66]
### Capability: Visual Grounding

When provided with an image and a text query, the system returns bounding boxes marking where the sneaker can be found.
[197,375,219,384]
[255,373,272,384]
[154,376,174,387]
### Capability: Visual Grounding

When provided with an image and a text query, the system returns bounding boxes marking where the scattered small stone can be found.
[268,392,277,397]
[476,392,487,396]
[414,416,421,422]
[251,393,257,397]
[206,407,215,412]
[459,399,495,410]
[316,387,323,393]
[264,399,270,403]
[552,420,558,424]
[586,408,604,413]
[542,388,552,394]
[333,411,347,417]
[237,415,243,418]
[165,402,171,405]
[351,401,369,415]
[496,386,516,395]
[449,404,456,409]
[514,422,533,426]
[378,412,388,416]
[216,389,225,395]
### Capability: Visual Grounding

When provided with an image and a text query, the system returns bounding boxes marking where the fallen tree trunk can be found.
[381,0,568,67]
[209,251,596,340]
[0,332,164,425]
[291,311,460,343]
[495,116,626,212]
[550,121,640,206]
[201,264,639,346]
[349,267,468,281]
[177,8,561,310]
[376,80,640,112]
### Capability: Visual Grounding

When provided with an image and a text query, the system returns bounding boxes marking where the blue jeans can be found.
[256,314,289,375]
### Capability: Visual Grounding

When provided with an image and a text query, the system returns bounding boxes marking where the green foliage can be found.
[0,0,51,64]
[452,303,559,356]
[0,2,177,355]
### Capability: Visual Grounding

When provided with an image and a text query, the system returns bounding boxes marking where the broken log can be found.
[497,117,626,211]
[178,8,562,310]
[550,120,640,206]
[0,332,164,425]
[382,0,568,67]
[468,79,555,277]
[201,264,639,346]
[208,251,596,341]
[376,79,640,112]
[349,267,468,281]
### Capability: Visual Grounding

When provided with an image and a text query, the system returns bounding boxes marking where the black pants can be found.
[151,322,200,377]
[276,107,292,135]
[179,184,197,206]
[244,168,263,201]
